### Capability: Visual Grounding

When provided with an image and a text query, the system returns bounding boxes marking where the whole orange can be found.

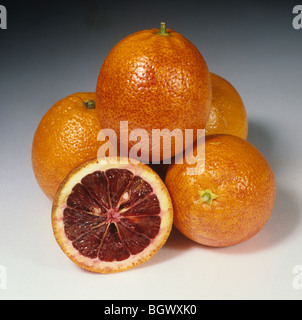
[96,22,212,161]
[165,134,276,247]
[205,73,248,139]
[32,93,103,200]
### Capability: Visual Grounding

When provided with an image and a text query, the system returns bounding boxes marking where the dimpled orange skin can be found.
[165,134,276,247]
[96,25,212,161]
[32,93,104,200]
[205,73,248,139]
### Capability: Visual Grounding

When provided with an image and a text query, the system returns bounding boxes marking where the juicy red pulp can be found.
[63,169,161,262]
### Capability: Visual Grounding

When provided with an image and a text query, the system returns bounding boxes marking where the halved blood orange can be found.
[52,157,173,273]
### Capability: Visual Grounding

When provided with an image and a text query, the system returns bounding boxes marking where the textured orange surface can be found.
[96,25,212,161]
[165,134,276,247]
[32,93,103,200]
[205,73,248,139]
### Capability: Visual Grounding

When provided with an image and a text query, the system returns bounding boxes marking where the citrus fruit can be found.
[96,22,212,162]
[52,157,173,273]
[165,134,276,247]
[32,93,104,200]
[205,73,248,139]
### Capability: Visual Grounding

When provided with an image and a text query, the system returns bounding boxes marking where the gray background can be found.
[0,0,301,300]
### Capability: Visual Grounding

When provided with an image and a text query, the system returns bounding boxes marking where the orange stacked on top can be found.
[95,22,212,161]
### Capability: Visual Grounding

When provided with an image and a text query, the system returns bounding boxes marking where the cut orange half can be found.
[52,157,173,273]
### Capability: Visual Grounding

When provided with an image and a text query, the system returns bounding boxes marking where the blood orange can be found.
[32,92,104,200]
[96,22,212,161]
[165,134,276,247]
[205,73,248,139]
[52,157,173,273]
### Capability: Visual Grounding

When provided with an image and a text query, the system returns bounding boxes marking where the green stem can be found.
[202,193,211,203]
[198,189,218,205]
[84,100,95,109]
[157,22,170,37]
